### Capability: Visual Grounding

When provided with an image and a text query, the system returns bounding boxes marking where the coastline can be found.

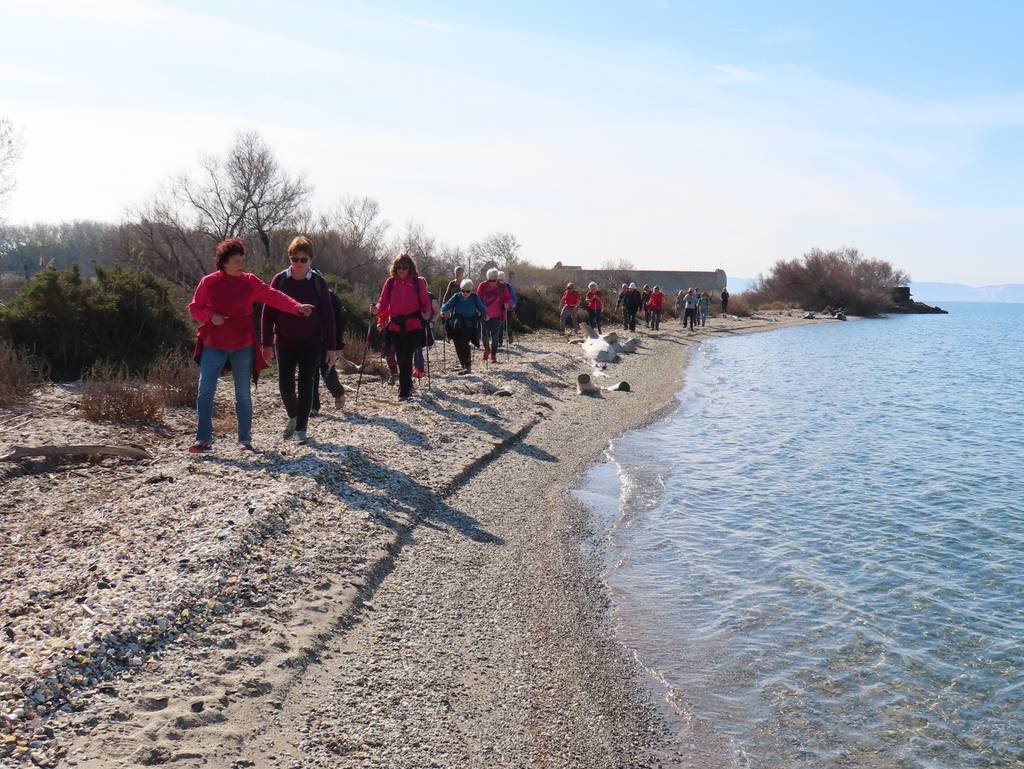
[1,311,831,767]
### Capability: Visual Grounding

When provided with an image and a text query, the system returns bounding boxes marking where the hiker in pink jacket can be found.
[373,252,432,400]
[476,268,512,363]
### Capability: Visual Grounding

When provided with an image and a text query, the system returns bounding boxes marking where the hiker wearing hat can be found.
[621,282,643,331]
[585,281,604,333]
[641,284,653,328]
[646,285,665,330]
[682,287,699,331]
[188,238,313,453]
[476,268,513,363]
[261,236,339,445]
[559,282,581,333]
[441,279,487,374]
[373,251,432,400]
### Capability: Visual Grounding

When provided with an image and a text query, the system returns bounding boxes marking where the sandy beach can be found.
[1,311,833,768]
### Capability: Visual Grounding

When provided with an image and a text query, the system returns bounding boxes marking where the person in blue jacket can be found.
[441,279,487,374]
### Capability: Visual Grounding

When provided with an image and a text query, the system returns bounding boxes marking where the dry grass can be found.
[0,338,44,408]
[79,363,163,423]
[148,350,198,407]
[343,330,371,369]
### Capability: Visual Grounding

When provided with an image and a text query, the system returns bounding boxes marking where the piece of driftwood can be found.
[577,374,600,396]
[0,445,153,462]
[603,381,631,392]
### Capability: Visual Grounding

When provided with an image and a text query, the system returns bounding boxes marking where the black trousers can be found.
[277,341,320,431]
[451,329,473,369]
[392,330,421,398]
[683,308,697,330]
[624,309,638,331]
[312,359,344,412]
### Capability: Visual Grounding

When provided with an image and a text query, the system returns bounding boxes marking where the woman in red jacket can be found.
[646,285,665,331]
[585,281,604,333]
[373,252,431,400]
[187,238,313,453]
[559,282,581,333]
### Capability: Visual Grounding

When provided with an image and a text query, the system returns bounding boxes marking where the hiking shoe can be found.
[188,442,212,454]
[295,430,308,445]
[413,367,425,379]
[334,393,345,410]
[458,367,470,375]
[283,417,297,439]
[239,442,254,451]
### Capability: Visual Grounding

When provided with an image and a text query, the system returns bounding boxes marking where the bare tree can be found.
[468,232,521,278]
[0,118,22,218]
[599,257,635,272]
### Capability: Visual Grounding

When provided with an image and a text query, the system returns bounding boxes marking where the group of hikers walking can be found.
[186,236,732,453]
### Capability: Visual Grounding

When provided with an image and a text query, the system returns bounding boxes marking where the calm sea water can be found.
[577,304,1024,769]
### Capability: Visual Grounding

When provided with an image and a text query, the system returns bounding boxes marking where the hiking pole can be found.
[355,314,373,404]
[424,324,432,390]
[505,316,511,363]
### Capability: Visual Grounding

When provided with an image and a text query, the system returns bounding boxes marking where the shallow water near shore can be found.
[579,304,1024,768]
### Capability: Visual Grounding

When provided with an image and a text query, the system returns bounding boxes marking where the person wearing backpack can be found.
[311,285,350,415]
[261,236,338,444]
[646,285,665,330]
[477,268,513,363]
[373,251,431,400]
[441,279,487,374]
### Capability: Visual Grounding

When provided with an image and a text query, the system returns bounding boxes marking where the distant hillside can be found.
[910,282,1024,304]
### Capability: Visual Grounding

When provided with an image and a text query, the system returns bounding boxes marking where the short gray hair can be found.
[486,268,499,280]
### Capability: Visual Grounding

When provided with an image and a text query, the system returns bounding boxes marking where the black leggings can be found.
[277,342,320,430]
[451,328,473,369]
[684,308,697,330]
[391,330,421,397]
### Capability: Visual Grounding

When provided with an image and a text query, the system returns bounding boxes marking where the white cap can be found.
[497,270,506,280]
[460,278,474,290]
[629,282,637,289]
[487,268,499,280]
[588,281,598,289]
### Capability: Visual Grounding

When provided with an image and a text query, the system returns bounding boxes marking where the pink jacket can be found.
[476,280,512,320]
[375,274,431,332]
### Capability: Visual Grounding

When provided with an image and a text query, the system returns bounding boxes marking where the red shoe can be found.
[188,442,212,454]
[482,351,490,362]
[413,367,425,379]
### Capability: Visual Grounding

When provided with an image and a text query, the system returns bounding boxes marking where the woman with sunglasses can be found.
[261,236,337,444]
[373,252,432,400]
[440,279,487,374]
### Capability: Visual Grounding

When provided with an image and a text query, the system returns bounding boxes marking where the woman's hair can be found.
[654,285,660,291]
[588,281,598,289]
[460,278,474,290]
[288,236,314,258]
[215,238,246,270]
[486,268,499,280]
[389,251,418,277]
[497,271,506,280]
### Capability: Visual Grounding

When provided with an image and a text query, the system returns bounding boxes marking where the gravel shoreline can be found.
[1,312,832,767]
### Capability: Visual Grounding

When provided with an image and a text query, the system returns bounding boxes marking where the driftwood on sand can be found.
[576,374,631,396]
[0,445,153,462]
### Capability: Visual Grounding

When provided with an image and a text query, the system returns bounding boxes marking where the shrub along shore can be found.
[0,311,837,768]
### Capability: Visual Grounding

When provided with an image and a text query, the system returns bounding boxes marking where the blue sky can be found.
[2,0,1022,283]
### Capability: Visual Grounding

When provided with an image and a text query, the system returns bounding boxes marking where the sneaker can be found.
[334,393,345,410]
[458,367,470,375]
[482,351,489,362]
[398,393,411,401]
[295,430,308,445]
[239,442,254,451]
[283,417,297,439]
[310,408,320,417]
[413,367,425,379]
[188,442,212,454]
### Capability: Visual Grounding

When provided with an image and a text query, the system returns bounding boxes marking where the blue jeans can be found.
[587,308,602,331]
[196,345,254,444]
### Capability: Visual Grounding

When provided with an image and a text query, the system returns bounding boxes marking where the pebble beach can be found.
[1,312,829,768]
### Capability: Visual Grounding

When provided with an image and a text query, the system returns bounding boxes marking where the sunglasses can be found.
[290,256,309,264]
[460,289,471,294]
[397,265,410,271]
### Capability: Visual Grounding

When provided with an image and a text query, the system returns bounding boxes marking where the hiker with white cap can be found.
[585,281,604,333]
[441,278,487,374]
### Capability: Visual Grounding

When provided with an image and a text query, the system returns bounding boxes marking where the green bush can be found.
[0,266,191,380]
[513,286,562,331]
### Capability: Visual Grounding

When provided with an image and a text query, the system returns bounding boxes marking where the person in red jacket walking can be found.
[646,285,665,330]
[585,282,604,333]
[187,238,313,453]
[373,252,432,400]
[476,268,512,363]
[559,282,581,333]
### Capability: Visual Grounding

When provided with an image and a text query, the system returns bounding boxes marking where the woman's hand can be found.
[297,304,314,316]
[325,350,338,366]
[211,313,225,326]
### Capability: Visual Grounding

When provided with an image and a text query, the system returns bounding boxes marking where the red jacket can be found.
[586,289,604,311]
[646,291,665,310]
[561,289,581,309]
[375,274,431,332]
[188,271,303,352]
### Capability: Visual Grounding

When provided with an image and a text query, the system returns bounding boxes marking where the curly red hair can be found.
[215,238,246,270]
